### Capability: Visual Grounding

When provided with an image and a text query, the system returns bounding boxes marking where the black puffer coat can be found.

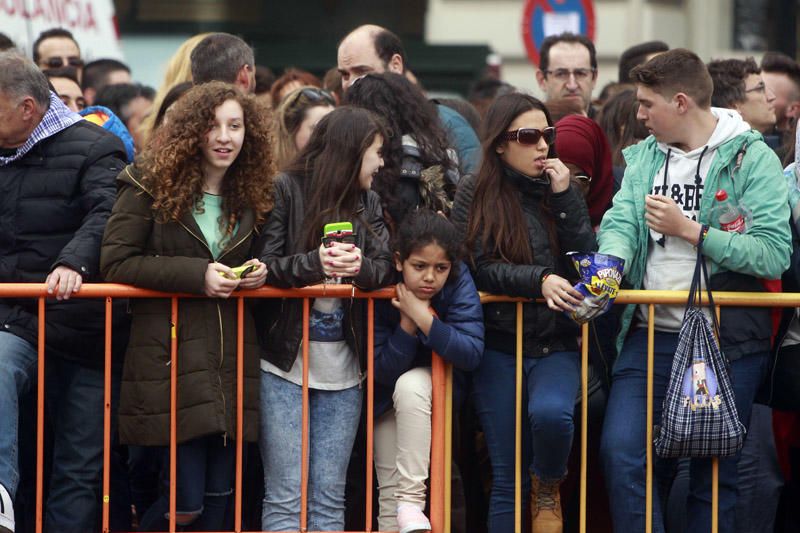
[454,168,597,357]
[0,120,127,367]
[256,172,394,372]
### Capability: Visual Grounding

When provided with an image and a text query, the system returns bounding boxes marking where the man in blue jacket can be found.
[337,24,481,175]
[597,48,791,533]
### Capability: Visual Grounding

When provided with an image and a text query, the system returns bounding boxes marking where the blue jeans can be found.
[139,434,236,531]
[472,348,580,533]
[0,332,37,500]
[600,328,768,533]
[0,332,106,533]
[259,371,362,531]
[44,357,106,533]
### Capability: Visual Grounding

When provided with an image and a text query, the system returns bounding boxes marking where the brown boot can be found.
[530,474,563,533]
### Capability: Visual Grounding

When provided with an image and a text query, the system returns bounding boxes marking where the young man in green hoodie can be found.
[597,48,791,533]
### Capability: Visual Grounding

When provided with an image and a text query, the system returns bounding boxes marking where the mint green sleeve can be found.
[598,164,641,273]
[703,144,791,279]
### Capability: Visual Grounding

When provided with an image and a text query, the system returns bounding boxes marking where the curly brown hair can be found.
[138,82,275,235]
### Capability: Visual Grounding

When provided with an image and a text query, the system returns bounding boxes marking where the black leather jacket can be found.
[454,167,597,356]
[256,173,394,372]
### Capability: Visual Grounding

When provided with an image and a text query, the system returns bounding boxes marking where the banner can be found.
[1,0,123,60]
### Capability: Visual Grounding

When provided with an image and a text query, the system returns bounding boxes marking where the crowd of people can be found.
[0,22,799,533]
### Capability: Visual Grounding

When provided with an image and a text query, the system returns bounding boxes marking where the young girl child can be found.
[464,93,597,533]
[100,82,274,530]
[256,106,394,531]
[272,86,336,169]
[373,209,484,533]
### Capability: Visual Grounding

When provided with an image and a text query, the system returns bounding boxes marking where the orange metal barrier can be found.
[4,284,795,533]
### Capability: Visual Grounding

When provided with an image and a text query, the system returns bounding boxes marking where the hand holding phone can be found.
[320,222,360,278]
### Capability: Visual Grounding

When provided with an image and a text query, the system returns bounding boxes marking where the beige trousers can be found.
[373,367,432,531]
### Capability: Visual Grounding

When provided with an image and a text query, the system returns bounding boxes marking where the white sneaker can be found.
[396,502,430,533]
[0,483,13,533]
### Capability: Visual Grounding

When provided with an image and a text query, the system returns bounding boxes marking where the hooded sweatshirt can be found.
[638,107,751,331]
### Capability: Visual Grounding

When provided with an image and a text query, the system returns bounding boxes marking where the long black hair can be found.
[285,105,388,250]
[467,93,557,265]
[344,73,456,221]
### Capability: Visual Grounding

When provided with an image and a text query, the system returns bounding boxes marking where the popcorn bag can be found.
[564,252,625,324]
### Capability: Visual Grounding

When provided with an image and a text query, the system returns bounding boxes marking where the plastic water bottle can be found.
[711,189,746,233]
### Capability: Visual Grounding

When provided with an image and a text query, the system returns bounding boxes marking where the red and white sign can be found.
[1,0,123,60]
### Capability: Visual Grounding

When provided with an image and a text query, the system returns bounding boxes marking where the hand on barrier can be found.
[46,266,83,300]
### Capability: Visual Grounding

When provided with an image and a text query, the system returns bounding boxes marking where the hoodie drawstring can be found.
[655,146,708,247]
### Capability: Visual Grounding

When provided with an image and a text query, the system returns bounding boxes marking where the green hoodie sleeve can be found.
[597,153,644,275]
[702,142,791,279]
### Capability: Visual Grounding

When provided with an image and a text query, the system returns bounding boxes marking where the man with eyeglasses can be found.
[707,58,777,140]
[535,32,598,118]
[32,28,83,83]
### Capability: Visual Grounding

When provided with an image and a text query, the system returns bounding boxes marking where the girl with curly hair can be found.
[344,72,459,231]
[256,106,394,531]
[100,81,275,530]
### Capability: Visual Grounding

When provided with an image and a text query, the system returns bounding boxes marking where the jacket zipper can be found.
[217,302,227,446]
[128,167,243,445]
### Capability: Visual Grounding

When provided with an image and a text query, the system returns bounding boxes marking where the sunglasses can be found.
[502,127,556,146]
[293,87,336,107]
[42,56,84,69]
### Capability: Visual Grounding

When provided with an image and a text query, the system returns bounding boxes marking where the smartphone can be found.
[322,221,355,247]
[219,263,257,279]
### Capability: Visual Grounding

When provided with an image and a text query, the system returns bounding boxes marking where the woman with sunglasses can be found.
[272,86,336,170]
[463,92,596,533]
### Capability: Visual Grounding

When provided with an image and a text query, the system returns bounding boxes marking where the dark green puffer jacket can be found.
[101,164,261,446]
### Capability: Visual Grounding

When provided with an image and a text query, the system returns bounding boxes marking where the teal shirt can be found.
[193,193,230,259]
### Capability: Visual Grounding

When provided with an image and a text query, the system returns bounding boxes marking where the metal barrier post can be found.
[645,304,655,533]
[514,301,523,533]
[366,298,375,532]
[712,304,721,533]
[431,352,446,532]
[35,297,45,533]
[301,297,310,531]
[169,297,178,532]
[102,297,112,533]
[579,323,589,533]
[234,297,244,533]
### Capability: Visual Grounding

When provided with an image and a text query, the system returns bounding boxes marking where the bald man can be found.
[337,25,480,174]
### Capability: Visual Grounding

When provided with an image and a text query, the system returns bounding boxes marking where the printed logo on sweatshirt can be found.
[649,180,704,220]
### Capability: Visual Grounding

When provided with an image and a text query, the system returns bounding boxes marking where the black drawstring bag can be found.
[654,240,746,458]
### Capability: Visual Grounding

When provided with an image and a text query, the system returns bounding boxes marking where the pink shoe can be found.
[396,503,430,533]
